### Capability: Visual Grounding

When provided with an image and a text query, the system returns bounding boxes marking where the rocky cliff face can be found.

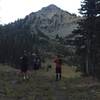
[23,4,81,38]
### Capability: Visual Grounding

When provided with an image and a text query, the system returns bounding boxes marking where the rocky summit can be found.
[23,4,81,38]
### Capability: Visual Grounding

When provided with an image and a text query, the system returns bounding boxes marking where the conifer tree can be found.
[73,0,97,75]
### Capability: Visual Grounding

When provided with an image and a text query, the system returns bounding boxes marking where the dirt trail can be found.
[51,80,67,100]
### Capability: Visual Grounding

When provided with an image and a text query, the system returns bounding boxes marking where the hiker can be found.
[54,55,62,81]
[35,55,41,69]
[31,53,37,70]
[20,51,29,80]
[31,53,41,70]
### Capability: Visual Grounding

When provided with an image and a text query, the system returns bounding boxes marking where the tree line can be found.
[0,18,71,67]
[72,0,100,78]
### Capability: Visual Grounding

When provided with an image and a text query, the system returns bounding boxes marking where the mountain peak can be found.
[46,4,60,9]
[24,4,80,38]
[41,4,61,12]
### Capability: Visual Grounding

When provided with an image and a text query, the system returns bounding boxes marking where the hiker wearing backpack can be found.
[54,55,62,81]
[31,53,41,70]
[20,51,29,80]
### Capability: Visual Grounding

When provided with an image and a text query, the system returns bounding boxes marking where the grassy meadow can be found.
[0,61,100,100]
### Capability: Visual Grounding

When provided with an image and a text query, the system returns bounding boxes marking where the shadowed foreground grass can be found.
[0,64,100,100]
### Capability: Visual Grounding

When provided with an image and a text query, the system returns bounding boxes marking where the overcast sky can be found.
[0,0,81,24]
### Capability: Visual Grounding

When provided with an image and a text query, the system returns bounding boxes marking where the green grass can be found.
[0,63,100,100]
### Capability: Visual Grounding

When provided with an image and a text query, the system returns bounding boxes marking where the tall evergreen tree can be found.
[73,0,97,75]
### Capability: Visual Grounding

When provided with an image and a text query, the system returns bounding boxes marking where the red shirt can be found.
[54,58,62,68]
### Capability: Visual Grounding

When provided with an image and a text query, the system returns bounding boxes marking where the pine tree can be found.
[73,0,97,75]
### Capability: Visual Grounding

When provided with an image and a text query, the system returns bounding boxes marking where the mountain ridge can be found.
[22,4,81,38]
